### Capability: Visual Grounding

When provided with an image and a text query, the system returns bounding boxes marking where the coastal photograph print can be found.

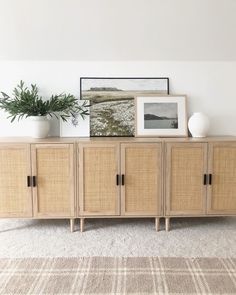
[135,95,187,137]
[80,77,169,137]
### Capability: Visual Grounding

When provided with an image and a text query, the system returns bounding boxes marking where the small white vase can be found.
[188,112,210,138]
[29,116,50,138]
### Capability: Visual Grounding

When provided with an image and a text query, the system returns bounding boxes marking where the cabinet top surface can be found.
[0,136,236,144]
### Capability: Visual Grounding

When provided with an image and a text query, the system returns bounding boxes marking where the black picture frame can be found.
[80,77,170,137]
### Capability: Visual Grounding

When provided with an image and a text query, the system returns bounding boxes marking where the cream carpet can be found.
[0,217,236,258]
[0,257,236,294]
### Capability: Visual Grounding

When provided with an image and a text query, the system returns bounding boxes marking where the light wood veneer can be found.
[0,137,236,232]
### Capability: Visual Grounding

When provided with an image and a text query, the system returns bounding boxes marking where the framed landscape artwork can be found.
[135,95,187,137]
[80,77,169,137]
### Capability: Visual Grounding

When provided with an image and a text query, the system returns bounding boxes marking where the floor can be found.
[0,217,236,258]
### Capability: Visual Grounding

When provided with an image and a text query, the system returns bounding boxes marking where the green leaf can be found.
[0,81,89,123]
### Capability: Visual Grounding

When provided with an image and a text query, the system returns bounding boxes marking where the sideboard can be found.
[0,136,236,232]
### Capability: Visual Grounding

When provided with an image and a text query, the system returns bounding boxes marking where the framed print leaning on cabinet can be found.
[135,95,187,137]
[60,100,90,137]
[80,77,169,137]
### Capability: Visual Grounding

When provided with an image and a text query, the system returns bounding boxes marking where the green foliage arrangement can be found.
[0,80,89,122]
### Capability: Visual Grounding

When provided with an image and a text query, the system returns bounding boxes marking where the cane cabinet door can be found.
[0,144,32,217]
[121,143,162,216]
[165,143,208,216]
[31,144,75,217]
[207,143,236,214]
[79,143,120,216]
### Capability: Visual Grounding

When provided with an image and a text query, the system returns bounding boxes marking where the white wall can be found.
[0,61,236,137]
[0,1,236,137]
[0,0,236,61]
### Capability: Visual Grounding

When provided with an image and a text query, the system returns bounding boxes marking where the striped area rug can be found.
[0,257,236,294]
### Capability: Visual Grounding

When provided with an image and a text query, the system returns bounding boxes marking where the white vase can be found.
[188,112,210,138]
[29,116,50,138]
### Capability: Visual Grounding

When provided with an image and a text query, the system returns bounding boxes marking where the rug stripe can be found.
[0,257,235,294]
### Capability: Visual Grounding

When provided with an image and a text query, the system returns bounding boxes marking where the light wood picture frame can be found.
[135,95,187,137]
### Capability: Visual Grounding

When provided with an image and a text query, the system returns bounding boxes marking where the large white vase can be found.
[29,116,50,138]
[188,112,210,138]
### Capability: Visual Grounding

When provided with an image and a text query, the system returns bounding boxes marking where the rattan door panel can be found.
[207,143,236,214]
[121,143,162,216]
[166,143,207,216]
[79,143,120,215]
[31,144,75,217]
[0,144,32,217]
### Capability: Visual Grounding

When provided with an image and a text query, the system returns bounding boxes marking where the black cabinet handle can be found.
[121,174,125,186]
[116,174,120,186]
[203,174,207,185]
[27,176,31,187]
[209,174,212,185]
[32,176,37,187]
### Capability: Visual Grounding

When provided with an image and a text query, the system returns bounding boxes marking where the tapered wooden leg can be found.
[165,218,170,231]
[155,218,160,232]
[80,218,84,232]
[70,219,75,233]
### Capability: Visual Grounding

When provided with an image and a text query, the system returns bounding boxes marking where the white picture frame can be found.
[60,115,89,137]
[135,95,187,137]
[60,100,90,137]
